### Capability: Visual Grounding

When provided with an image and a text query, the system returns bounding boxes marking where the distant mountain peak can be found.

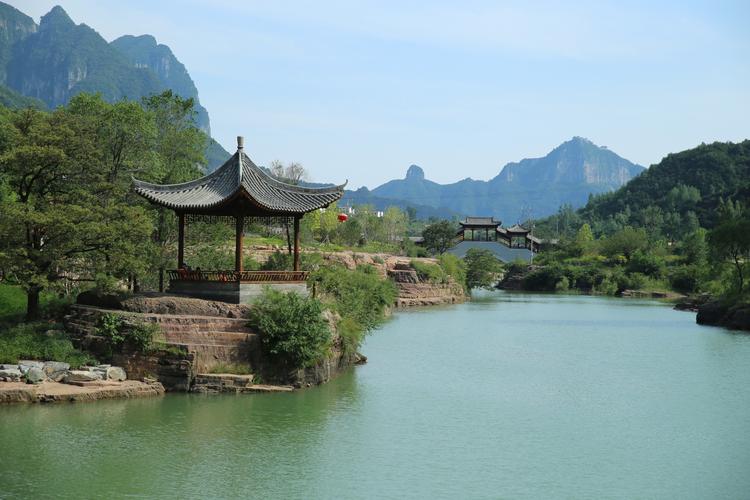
[406,164,425,180]
[41,5,74,28]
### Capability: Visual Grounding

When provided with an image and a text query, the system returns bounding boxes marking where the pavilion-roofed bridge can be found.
[132,136,345,302]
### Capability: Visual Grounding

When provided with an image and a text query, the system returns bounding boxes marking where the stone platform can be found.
[0,380,165,404]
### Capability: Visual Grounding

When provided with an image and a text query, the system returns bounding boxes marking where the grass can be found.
[0,283,73,322]
[208,362,253,375]
[0,322,97,368]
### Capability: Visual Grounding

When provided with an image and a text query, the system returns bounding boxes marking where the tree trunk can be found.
[26,287,41,320]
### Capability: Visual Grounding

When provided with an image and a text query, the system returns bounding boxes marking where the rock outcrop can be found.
[697,301,750,332]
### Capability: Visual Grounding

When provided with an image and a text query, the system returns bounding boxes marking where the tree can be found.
[382,206,407,242]
[464,248,502,289]
[422,220,456,255]
[600,226,648,261]
[708,215,750,293]
[269,159,307,254]
[0,104,151,318]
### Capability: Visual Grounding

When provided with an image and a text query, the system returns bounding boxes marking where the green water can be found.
[2,292,750,499]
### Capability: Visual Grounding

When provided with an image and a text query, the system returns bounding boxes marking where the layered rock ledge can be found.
[0,380,165,404]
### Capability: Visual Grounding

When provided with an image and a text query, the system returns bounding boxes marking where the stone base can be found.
[167,281,308,303]
[0,380,165,404]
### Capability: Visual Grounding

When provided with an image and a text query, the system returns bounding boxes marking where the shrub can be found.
[96,313,124,345]
[438,253,467,290]
[523,265,565,291]
[0,322,97,368]
[248,289,331,368]
[96,314,157,353]
[411,260,447,283]
[464,248,503,289]
[310,265,397,333]
[555,276,570,291]
[626,250,666,278]
[128,321,159,352]
[669,265,705,294]
[209,362,252,375]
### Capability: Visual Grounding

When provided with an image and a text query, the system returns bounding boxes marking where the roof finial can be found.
[237,136,244,150]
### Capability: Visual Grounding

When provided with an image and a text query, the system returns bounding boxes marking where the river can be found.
[2,292,750,499]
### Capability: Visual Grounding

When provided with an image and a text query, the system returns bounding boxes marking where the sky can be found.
[9,0,750,188]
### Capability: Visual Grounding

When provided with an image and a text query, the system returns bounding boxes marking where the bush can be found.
[438,253,467,290]
[261,250,324,271]
[96,313,157,353]
[626,250,666,278]
[523,265,565,291]
[411,260,447,283]
[310,265,397,333]
[248,289,331,368]
[669,265,705,294]
[464,248,503,289]
[0,322,97,368]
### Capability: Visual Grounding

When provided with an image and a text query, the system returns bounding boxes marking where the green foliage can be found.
[95,313,156,353]
[411,260,448,284]
[128,321,158,352]
[422,220,456,255]
[0,322,97,368]
[208,362,252,375]
[310,265,397,334]
[96,313,125,345]
[248,289,331,369]
[464,248,503,289]
[438,253,467,290]
[600,227,648,260]
[708,209,750,293]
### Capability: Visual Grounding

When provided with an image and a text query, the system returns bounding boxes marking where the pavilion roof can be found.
[459,216,501,227]
[505,223,530,234]
[133,145,346,215]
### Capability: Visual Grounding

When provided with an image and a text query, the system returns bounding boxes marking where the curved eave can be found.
[132,150,346,214]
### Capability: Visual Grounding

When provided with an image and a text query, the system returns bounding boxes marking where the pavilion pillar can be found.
[235,215,244,273]
[293,216,301,272]
[177,213,185,268]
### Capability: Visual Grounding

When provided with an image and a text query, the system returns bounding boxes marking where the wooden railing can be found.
[167,270,309,283]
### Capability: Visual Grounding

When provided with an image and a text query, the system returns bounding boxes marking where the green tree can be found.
[708,214,750,293]
[422,220,456,254]
[600,226,648,261]
[464,248,502,289]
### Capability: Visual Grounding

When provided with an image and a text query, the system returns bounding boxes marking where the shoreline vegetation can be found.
[1,93,748,402]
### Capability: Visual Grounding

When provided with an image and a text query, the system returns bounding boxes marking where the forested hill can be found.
[342,137,644,221]
[536,140,750,238]
[0,2,230,169]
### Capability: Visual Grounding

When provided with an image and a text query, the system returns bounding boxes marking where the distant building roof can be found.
[459,216,501,227]
[133,139,346,215]
[505,224,530,234]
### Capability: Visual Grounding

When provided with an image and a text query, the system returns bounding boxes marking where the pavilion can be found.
[457,217,541,252]
[132,136,345,303]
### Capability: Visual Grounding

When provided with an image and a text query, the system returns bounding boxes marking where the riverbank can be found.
[0,379,164,404]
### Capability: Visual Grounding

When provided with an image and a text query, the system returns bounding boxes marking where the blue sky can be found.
[11,0,750,187]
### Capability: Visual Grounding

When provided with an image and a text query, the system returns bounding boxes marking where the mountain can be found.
[577,140,750,231]
[344,137,645,221]
[0,83,45,109]
[0,2,230,170]
[110,34,210,134]
[0,2,36,84]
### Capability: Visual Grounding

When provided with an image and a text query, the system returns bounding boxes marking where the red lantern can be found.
[338,213,348,222]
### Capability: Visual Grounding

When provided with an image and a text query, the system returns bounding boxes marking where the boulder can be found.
[25,366,45,384]
[106,366,127,381]
[63,370,102,383]
[0,367,22,382]
[18,360,45,374]
[43,361,70,382]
